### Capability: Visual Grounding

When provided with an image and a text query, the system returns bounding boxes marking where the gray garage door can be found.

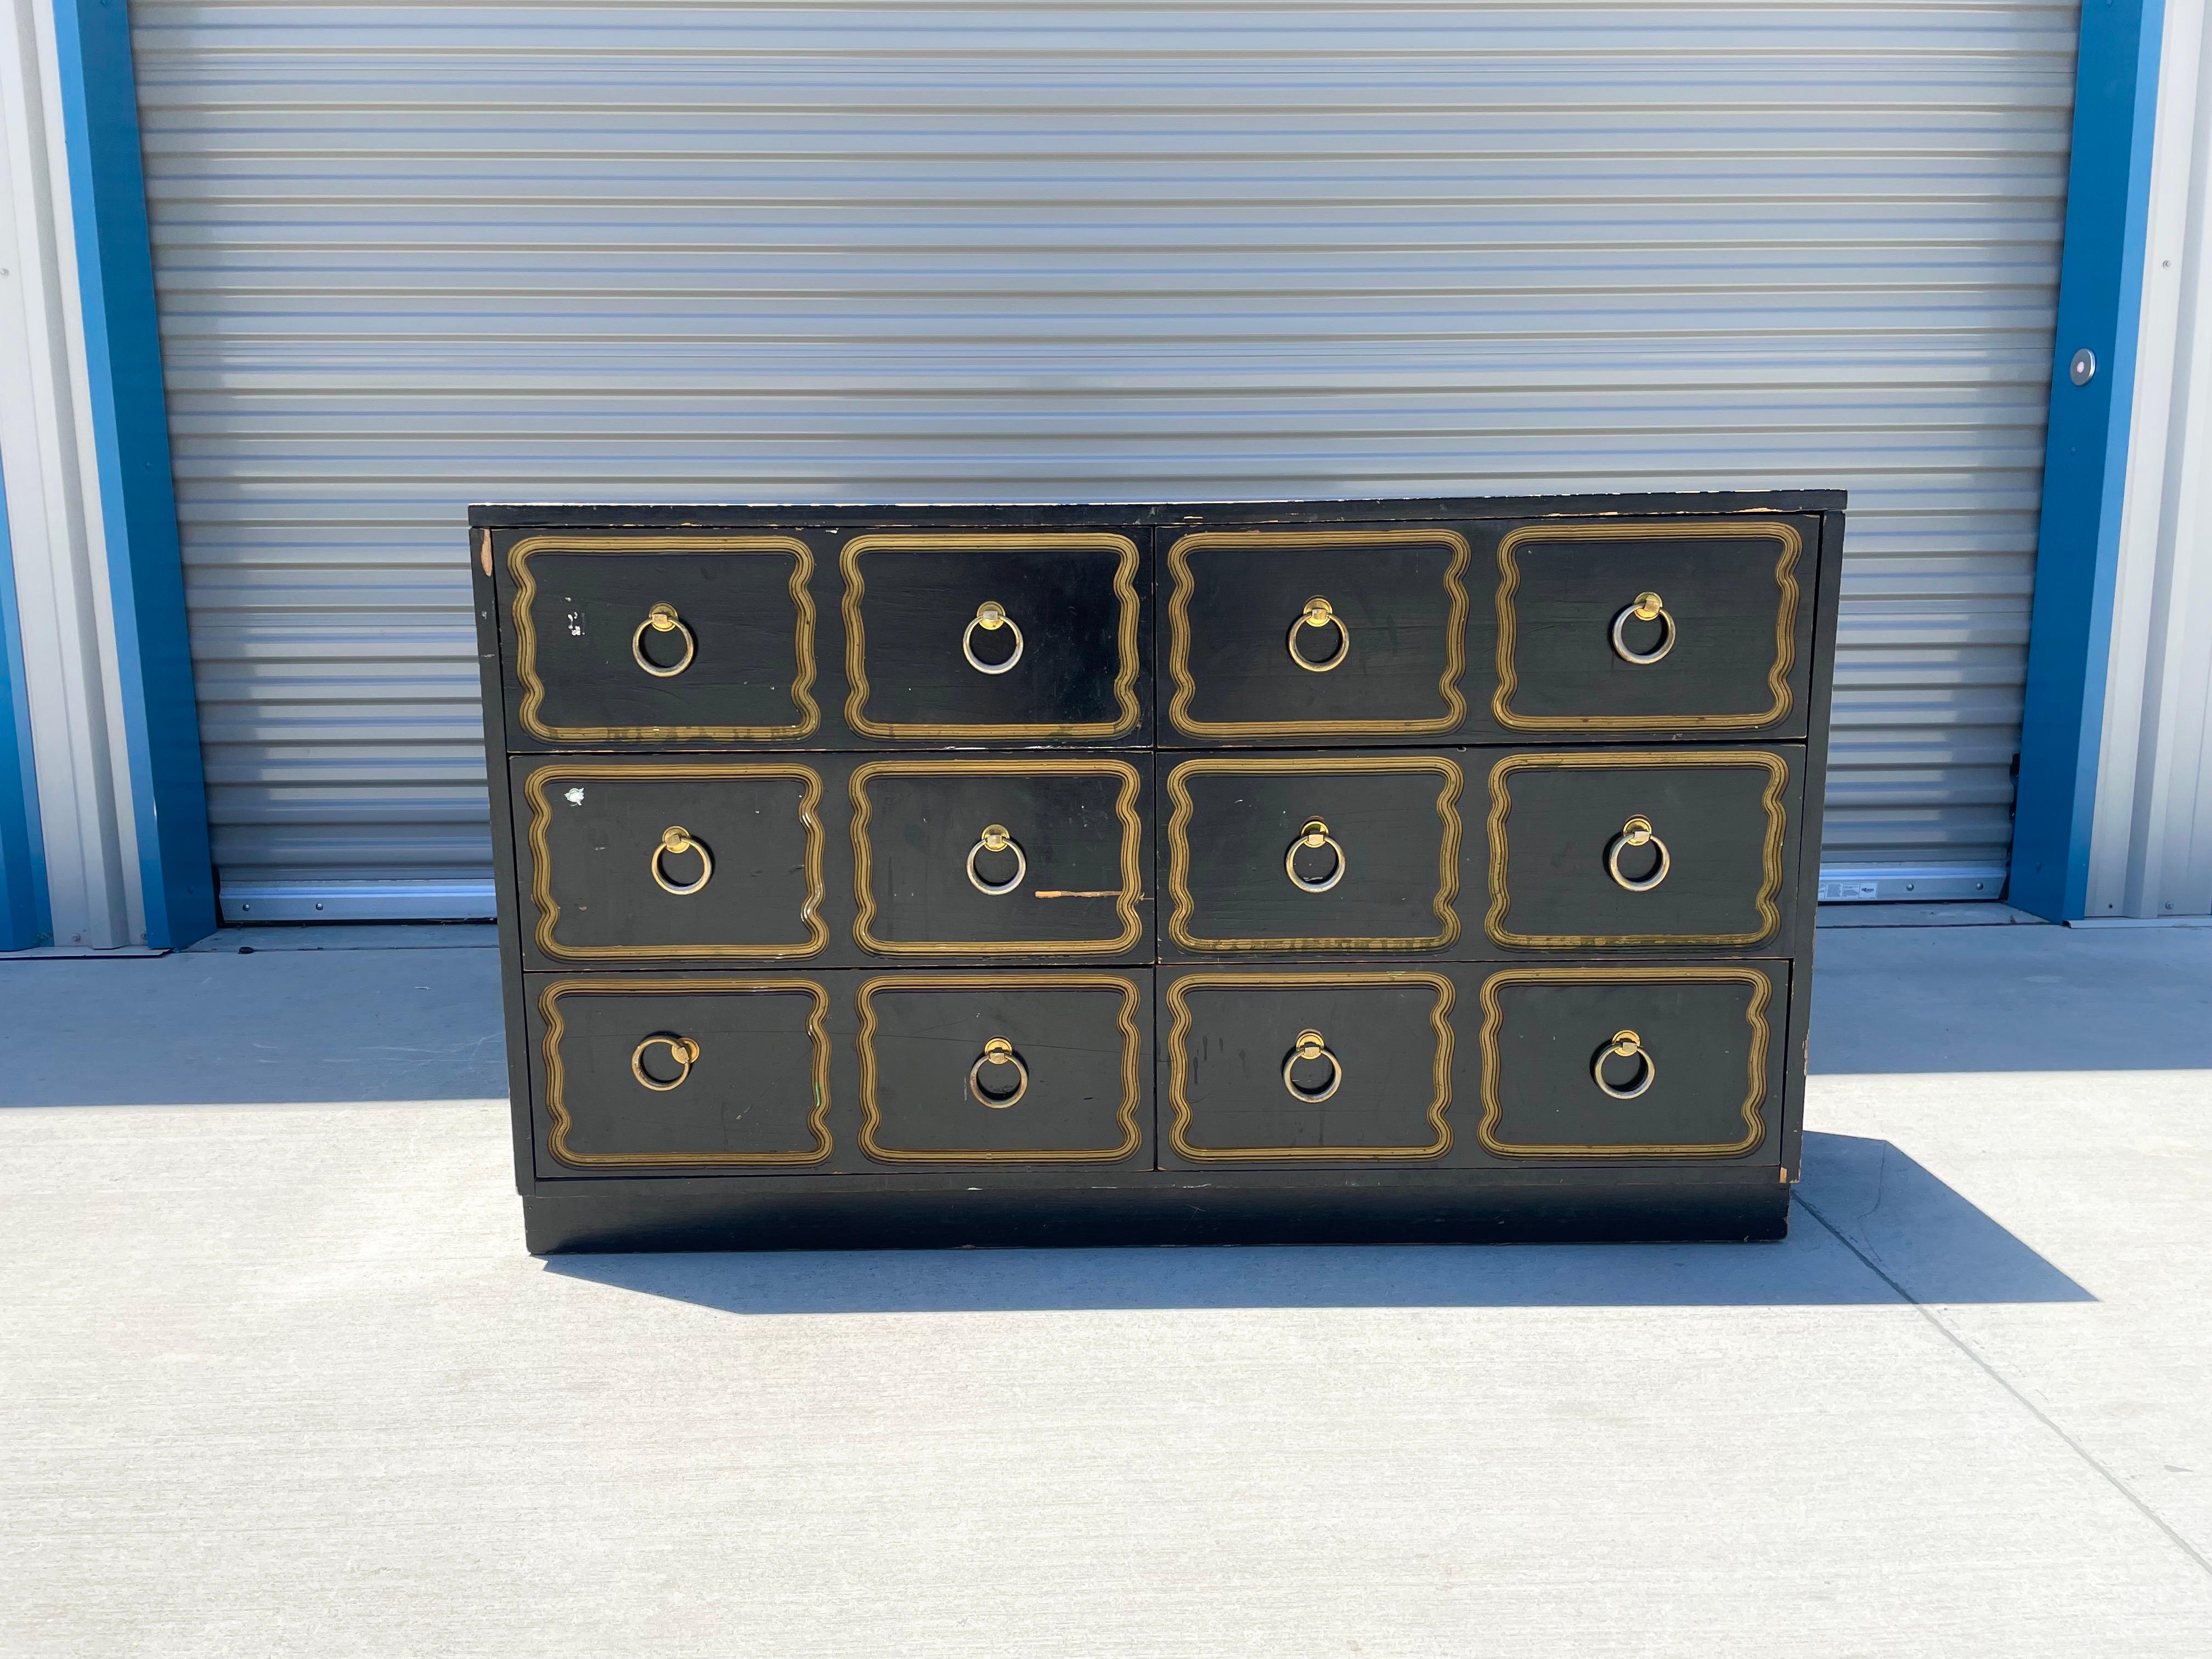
[130,0,2070,917]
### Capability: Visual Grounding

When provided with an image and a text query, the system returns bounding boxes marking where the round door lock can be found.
[2070,348,2097,386]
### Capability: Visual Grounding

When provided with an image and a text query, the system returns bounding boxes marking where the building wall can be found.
[8,1,2207,941]
[2090,0,2212,918]
[125,0,2078,919]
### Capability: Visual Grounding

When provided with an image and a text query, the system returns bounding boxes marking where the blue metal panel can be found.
[0,456,50,950]
[2010,0,2168,920]
[50,0,215,947]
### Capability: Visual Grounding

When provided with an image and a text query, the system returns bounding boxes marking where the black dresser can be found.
[470,493,1843,1253]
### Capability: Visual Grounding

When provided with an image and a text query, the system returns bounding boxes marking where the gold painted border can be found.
[1165,970,1455,1161]
[1492,519,1801,731]
[508,534,819,742]
[538,976,832,1169]
[1164,755,1463,953]
[850,757,1146,957]
[522,761,828,961]
[1165,527,1472,737]
[1485,749,1790,949]
[856,972,1144,1164]
[1476,965,1771,1159]
[842,532,1143,738]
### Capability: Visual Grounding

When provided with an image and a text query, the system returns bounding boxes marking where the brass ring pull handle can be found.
[649,825,713,895]
[1286,595,1350,672]
[961,600,1025,675]
[1592,1029,1655,1100]
[630,1034,701,1092]
[1610,591,1676,665]
[1605,815,1671,893]
[631,601,697,678]
[1281,1028,1344,1103]
[966,823,1028,896]
[1284,819,1346,893]
[968,1035,1029,1108]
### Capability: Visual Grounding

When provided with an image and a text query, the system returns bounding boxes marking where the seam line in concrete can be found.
[1796,1192,2212,1581]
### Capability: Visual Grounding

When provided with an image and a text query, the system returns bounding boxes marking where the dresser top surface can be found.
[469,489,1847,531]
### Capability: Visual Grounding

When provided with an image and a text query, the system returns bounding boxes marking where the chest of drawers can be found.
[470,492,1843,1253]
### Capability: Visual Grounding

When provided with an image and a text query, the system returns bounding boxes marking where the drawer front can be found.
[1159,961,1785,1167]
[515,759,827,967]
[1485,748,1799,950]
[501,532,818,745]
[852,757,1150,960]
[1476,965,1784,1159]
[842,530,1146,740]
[1164,524,1471,742]
[1480,516,1813,736]
[532,977,833,1172]
[857,972,1150,1165]
[1161,970,1459,1164]
[1164,754,1465,956]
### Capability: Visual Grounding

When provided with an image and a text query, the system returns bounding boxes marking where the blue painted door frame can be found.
[2010,0,2169,920]
[50,0,216,947]
[0,457,49,951]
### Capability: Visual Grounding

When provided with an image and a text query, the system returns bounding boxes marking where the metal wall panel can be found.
[127,1,2078,918]
[2089,0,2212,919]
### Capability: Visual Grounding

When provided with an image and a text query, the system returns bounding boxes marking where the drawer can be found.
[1474,964,1784,1159]
[1162,748,1800,959]
[499,531,819,746]
[856,971,1150,1165]
[840,529,1147,741]
[1161,970,1460,1164]
[1158,962,1785,1167]
[1163,524,1472,742]
[530,976,834,1172]
[514,758,828,968]
[1477,515,1814,737]
[1483,748,1799,950]
[851,757,1151,961]
[1163,753,1464,956]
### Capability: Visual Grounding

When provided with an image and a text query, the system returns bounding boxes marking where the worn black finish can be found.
[507,742,1793,971]
[1160,971,1463,1164]
[1164,753,1464,955]
[847,757,1150,960]
[1164,522,1470,738]
[1158,745,1800,961]
[1154,961,1788,1171]
[471,491,1846,532]
[527,977,833,1171]
[1482,747,1799,951]
[1466,515,1817,742]
[1776,512,1849,1181]
[1159,513,1813,747]
[512,757,827,966]
[840,528,1149,741]
[490,521,1154,751]
[500,534,820,747]
[1475,966,1788,1158]
[856,972,1152,1167]
[519,967,1153,1179]
[471,492,1842,1252]
[509,751,1154,970]
[520,1166,1793,1252]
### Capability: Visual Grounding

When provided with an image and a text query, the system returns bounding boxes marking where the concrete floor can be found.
[3,923,2209,1656]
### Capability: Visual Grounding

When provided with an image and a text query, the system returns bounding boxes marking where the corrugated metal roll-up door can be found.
[129,2,2074,919]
